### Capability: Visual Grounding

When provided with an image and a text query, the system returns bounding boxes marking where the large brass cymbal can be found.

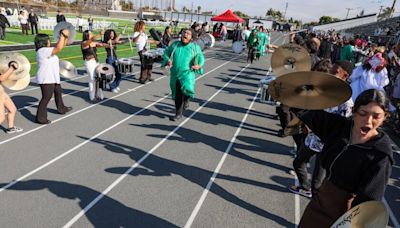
[330,201,388,228]
[269,71,352,110]
[0,53,31,91]
[53,22,76,45]
[271,43,311,76]
[59,60,77,79]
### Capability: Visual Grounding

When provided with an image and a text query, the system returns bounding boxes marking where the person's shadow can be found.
[80,136,294,227]
[0,179,178,227]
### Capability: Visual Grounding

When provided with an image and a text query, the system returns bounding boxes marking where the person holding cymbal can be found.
[34,29,72,124]
[0,62,23,133]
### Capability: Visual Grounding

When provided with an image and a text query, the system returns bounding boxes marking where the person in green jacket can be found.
[256,26,267,59]
[247,29,258,63]
[339,39,355,62]
[162,28,205,121]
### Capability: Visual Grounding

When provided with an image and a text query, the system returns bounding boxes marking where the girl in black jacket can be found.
[298,89,394,228]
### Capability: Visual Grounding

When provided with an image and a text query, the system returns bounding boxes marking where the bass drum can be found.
[232,41,244,53]
[194,33,215,51]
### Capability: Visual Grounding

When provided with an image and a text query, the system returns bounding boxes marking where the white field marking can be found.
[0,54,241,193]
[63,61,252,228]
[294,177,300,227]
[384,199,400,228]
[184,85,259,228]
[0,57,214,145]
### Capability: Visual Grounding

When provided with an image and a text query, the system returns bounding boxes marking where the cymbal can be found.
[59,60,77,79]
[271,43,311,76]
[269,71,352,110]
[330,201,388,228]
[0,53,31,91]
[53,22,76,45]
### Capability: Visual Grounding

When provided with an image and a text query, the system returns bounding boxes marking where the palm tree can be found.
[197,6,201,14]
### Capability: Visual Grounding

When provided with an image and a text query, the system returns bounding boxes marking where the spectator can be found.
[56,10,66,23]
[88,15,94,31]
[77,15,83,33]
[0,8,10,40]
[18,10,29,35]
[28,9,39,35]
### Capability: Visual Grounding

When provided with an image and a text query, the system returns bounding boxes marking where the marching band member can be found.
[81,30,106,103]
[103,29,123,93]
[0,63,23,133]
[34,31,72,124]
[162,28,204,121]
[132,21,159,84]
[296,89,393,227]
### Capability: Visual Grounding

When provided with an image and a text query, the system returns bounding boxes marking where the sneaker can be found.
[289,185,312,198]
[112,88,119,93]
[288,169,297,176]
[116,87,121,92]
[5,126,23,134]
[169,114,182,121]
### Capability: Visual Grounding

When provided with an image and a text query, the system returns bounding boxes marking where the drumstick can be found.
[109,39,113,59]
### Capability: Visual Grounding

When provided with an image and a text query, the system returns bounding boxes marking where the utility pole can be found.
[390,0,397,17]
[378,5,384,16]
[283,2,288,20]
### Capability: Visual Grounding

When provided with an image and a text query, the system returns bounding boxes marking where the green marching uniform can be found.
[256,31,267,58]
[162,40,205,100]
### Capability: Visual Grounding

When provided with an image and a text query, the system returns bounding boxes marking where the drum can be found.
[259,74,276,104]
[194,33,215,50]
[117,58,134,75]
[95,63,115,83]
[232,41,244,53]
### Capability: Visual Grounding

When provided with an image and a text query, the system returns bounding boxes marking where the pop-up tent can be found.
[211,9,244,23]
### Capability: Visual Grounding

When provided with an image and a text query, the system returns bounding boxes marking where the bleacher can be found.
[343,15,400,36]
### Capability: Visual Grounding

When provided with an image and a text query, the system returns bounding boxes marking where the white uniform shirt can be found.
[132,32,148,52]
[35,47,60,84]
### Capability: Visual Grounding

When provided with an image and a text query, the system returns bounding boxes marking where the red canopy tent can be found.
[211,9,244,23]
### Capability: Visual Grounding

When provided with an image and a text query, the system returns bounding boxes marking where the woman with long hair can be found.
[34,31,72,124]
[297,89,393,227]
[81,30,106,102]
[103,29,122,93]
[132,21,159,84]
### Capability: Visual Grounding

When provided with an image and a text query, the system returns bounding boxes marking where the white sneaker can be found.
[112,88,119,93]
[116,87,120,92]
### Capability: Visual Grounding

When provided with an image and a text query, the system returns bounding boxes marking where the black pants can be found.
[293,145,326,195]
[175,79,189,116]
[0,26,5,39]
[31,23,38,34]
[36,84,68,123]
[138,50,153,83]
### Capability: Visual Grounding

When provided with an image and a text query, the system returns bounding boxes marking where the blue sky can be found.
[175,0,397,22]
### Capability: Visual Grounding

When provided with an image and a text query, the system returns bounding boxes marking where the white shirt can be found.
[77,18,84,26]
[35,47,60,84]
[132,32,148,52]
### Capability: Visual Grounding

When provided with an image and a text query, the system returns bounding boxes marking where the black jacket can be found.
[28,13,38,24]
[299,110,394,206]
[56,14,66,23]
[0,14,10,28]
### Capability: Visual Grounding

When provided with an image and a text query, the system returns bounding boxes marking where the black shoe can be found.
[58,106,72,114]
[148,78,154,81]
[169,114,182,121]
[36,120,51,124]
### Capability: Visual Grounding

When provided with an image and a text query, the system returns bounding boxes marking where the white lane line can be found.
[63,62,252,228]
[294,178,300,227]
[384,199,400,228]
[0,55,241,193]
[0,57,213,145]
[184,86,260,228]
